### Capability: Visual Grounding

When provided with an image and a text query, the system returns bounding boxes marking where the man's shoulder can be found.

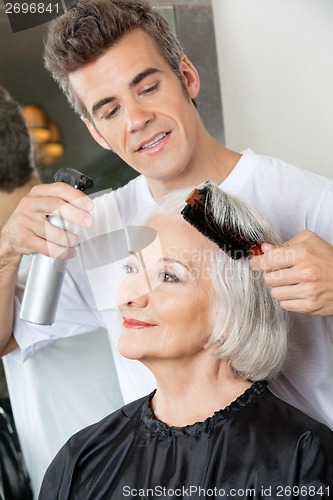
[241,149,333,189]
[228,149,333,233]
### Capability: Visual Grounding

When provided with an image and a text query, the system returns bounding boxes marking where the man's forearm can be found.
[0,250,21,354]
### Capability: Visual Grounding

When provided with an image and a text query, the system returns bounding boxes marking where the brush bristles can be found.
[181,184,259,260]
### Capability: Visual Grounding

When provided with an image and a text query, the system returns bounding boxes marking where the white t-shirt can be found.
[12,149,333,429]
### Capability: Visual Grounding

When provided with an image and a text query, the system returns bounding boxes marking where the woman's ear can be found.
[179,55,200,100]
[80,116,112,150]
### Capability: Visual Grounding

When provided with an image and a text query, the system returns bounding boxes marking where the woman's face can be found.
[117,215,215,363]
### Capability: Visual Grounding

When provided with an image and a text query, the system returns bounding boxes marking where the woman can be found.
[39,183,333,499]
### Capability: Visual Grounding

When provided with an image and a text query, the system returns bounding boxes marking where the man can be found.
[0,86,123,497]
[0,0,332,428]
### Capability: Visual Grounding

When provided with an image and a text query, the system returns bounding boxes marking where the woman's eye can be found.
[122,264,138,274]
[161,272,180,283]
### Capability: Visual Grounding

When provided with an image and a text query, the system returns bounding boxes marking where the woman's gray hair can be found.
[144,182,288,381]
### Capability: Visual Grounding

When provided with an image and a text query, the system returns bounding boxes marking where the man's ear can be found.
[80,116,112,150]
[179,55,200,100]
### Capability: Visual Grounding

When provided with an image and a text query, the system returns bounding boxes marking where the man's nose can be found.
[125,100,154,133]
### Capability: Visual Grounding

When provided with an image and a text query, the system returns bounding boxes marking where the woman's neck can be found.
[148,355,252,427]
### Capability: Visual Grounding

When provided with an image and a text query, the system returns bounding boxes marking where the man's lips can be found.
[137,132,170,152]
[122,317,157,329]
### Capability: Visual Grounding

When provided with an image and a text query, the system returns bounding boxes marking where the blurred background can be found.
[213,0,333,180]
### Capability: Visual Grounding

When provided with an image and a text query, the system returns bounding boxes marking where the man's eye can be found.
[141,84,158,96]
[103,106,119,119]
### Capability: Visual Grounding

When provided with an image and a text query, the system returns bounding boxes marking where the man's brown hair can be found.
[44,0,184,118]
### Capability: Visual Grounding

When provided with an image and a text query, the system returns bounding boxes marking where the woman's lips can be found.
[122,317,156,329]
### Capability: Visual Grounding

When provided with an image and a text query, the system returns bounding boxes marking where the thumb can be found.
[261,242,276,253]
[261,237,294,253]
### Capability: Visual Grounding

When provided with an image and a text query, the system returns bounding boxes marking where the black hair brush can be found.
[180,182,263,260]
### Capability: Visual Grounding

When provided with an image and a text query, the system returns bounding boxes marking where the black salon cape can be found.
[39,382,333,499]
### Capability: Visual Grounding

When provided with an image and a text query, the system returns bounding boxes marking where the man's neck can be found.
[147,137,241,202]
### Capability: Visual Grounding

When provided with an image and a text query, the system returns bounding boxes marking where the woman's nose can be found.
[117,276,150,309]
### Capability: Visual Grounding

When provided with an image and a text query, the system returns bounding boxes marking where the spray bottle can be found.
[19,168,93,325]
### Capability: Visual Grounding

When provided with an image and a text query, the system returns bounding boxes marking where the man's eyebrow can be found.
[91,68,161,117]
[129,67,161,88]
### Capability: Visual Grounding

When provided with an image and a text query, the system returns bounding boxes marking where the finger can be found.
[49,201,94,228]
[14,202,84,246]
[250,230,318,272]
[39,220,80,249]
[269,283,302,302]
[269,281,322,311]
[35,238,77,260]
[250,246,297,272]
[28,183,95,212]
[261,243,275,253]
[279,298,303,313]
[12,227,77,259]
[20,194,94,229]
[279,298,322,315]
[264,267,300,288]
[278,229,316,246]
[8,204,82,256]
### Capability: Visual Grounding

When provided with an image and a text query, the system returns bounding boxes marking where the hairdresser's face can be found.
[69,29,200,183]
[117,216,214,364]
